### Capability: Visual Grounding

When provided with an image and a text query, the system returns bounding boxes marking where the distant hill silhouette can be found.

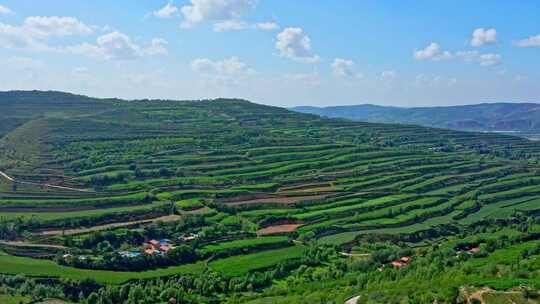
[292,103,540,133]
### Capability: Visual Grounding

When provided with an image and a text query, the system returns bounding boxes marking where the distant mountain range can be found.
[292,103,540,135]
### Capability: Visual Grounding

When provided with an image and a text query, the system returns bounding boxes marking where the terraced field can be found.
[0,91,539,303]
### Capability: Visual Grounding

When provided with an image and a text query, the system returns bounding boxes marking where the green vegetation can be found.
[208,245,306,277]
[0,91,539,303]
[199,236,290,257]
[0,252,205,284]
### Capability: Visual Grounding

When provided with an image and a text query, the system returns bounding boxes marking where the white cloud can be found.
[164,0,274,33]
[331,58,361,78]
[66,32,168,61]
[256,22,279,31]
[214,20,280,32]
[477,53,501,66]
[276,27,320,63]
[213,19,248,32]
[456,51,501,66]
[143,38,168,55]
[153,2,179,18]
[0,16,92,51]
[414,42,453,61]
[191,56,254,86]
[471,28,497,47]
[180,0,257,28]
[456,50,478,62]
[514,34,540,47]
[95,31,139,60]
[23,16,93,37]
[414,42,501,67]
[192,56,254,75]
[0,4,14,15]
[0,22,46,50]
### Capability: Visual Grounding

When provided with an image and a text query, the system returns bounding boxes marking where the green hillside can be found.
[0,91,539,303]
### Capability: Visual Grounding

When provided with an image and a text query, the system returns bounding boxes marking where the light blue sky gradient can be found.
[0,0,538,107]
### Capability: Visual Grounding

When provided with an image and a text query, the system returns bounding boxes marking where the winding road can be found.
[0,169,90,193]
[345,296,360,304]
[0,240,67,249]
[0,170,14,182]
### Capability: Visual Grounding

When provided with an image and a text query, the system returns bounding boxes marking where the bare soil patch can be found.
[256,224,303,236]
[222,193,277,203]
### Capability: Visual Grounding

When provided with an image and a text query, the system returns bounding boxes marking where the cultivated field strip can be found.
[1,93,540,283]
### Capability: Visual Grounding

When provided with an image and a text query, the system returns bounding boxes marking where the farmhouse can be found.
[144,248,159,255]
[148,240,160,248]
[400,256,412,263]
[467,247,481,255]
[390,260,405,267]
[143,239,175,255]
[159,244,172,253]
[178,233,199,242]
[390,256,413,268]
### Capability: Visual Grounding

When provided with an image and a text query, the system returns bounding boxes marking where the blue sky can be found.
[0,0,539,107]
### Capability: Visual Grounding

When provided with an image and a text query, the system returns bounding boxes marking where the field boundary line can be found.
[0,169,91,193]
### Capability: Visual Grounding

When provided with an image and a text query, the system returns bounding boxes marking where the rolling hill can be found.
[0,91,539,303]
[292,103,540,136]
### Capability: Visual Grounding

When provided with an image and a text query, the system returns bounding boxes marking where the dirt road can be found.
[0,169,90,193]
[0,170,14,182]
[0,240,67,249]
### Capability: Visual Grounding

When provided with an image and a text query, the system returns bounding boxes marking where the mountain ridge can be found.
[292,102,540,134]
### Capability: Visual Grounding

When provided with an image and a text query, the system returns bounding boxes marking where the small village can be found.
[124,232,200,257]
[63,233,201,263]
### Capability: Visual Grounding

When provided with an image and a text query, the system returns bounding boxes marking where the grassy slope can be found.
[0,252,205,284]
[209,245,306,277]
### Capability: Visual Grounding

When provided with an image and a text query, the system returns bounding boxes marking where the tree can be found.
[159,167,173,177]
[86,292,99,304]
[128,285,144,304]
[96,240,113,253]
[169,245,197,263]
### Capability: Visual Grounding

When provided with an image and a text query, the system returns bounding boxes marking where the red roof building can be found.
[467,247,481,254]
[159,245,171,253]
[390,260,404,267]
[148,240,160,248]
[400,256,412,263]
